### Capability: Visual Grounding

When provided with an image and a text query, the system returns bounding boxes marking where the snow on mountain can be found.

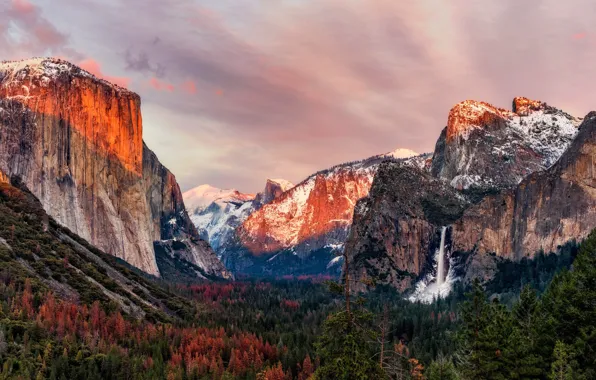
[183,179,294,253]
[269,179,294,192]
[183,185,256,252]
[387,148,419,159]
[431,97,581,191]
[183,184,255,214]
[0,58,130,94]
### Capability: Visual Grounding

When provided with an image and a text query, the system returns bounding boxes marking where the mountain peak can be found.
[0,57,133,95]
[446,100,515,142]
[435,97,579,190]
[266,178,294,192]
[388,148,419,159]
[182,184,255,214]
[512,96,546,116]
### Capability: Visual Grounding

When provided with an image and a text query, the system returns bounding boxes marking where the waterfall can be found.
[437,226,447,287]
[408,226,456,303]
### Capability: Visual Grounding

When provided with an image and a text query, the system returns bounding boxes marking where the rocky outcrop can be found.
[143,145,230,278]
[431,97,580,191]
[452,112,596,260]
[253,179,294,207]
[0,58,226,278]
[344,162,468,292]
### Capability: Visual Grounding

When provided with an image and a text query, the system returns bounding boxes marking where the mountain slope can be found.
[184,184,257,252]
[0,176,198,322]
[0,58,227,278]
[344,162,468,292]
[183,179,295,254]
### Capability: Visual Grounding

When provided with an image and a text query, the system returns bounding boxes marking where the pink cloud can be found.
[78,59,131,88]
[149,77,175,92]
[573,32,587,40]
[33,23,68,46]
[181,80,197,95]
[12,0,34,14]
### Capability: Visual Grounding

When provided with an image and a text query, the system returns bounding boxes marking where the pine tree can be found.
[455,279,510,380]
[549,341,576,380]
[539,229,596,377]
[314,252,385,380]
[426,354,458,380]
[506,286,544,379]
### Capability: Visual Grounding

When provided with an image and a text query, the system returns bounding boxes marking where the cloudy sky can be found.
[1,0,595,192]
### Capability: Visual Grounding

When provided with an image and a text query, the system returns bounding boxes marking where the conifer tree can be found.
[314,252,385,379]
[549,341,576,380]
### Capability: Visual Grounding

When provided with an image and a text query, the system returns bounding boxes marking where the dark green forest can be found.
[0,179,594,379]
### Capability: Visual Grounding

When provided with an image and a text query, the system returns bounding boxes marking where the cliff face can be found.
[253,179,295,207]
[143,145,230,277]
[344,163,468,292]
[234,158,380,260]
[0,58,226,278]
[452,112,596,260]
[431,97,580,191]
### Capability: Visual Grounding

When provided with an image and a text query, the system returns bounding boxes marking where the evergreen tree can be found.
[549,341,577,380]
[314,253,385,380]
[455,280,510,380]
[426,355,458,380]
[539,229,596,378]
[506,286,544,379]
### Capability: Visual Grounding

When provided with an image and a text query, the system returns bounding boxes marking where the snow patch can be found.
[326,255,344,269]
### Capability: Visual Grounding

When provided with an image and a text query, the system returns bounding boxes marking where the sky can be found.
[1,0,595,193]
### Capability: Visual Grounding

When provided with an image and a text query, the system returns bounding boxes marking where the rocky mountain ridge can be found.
[183,179,293,253]
[432,97,581,191]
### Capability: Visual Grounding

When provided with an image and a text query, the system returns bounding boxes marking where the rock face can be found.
[452,112,596,260]
[143,146,230,278]
[253,179,294,207]
[236,157,381,259]
[0,58,227,278]
[344,162,468,292]
[431,97,580,191]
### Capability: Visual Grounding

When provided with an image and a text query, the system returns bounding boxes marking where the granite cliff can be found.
[0,58,227,278]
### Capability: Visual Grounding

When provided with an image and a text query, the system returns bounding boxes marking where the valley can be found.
[0,58,595,379]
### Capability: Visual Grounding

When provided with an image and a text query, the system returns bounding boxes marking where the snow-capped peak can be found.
[267,178,294,192]
[0,57,131,94]
[387,148,419,159]
[435,97,580,191]
[183,184,255,214]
